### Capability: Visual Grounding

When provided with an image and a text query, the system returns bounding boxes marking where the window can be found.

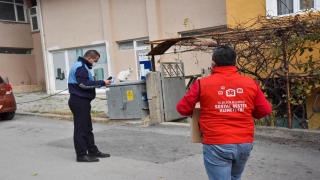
[0,47,32,54]
[29,6,38,31]
[179,26,227,37]
[0,0,26,22]
[267,0,320,16]
[136,39,149,48]
[300,0,314,10]
[277,0,294,15]
[118,39,150,50]
[118,41,134,50]
[30,0,36,6]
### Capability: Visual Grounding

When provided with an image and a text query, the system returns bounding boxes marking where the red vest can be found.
[199,66,258,144]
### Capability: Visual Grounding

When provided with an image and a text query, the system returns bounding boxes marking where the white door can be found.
[52,51,68,91]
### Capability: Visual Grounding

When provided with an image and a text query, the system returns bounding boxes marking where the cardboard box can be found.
[190,108,203,143]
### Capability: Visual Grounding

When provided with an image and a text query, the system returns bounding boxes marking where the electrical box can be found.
[106,80,148,120]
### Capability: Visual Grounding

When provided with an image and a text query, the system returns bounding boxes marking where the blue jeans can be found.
[203,143,253,180]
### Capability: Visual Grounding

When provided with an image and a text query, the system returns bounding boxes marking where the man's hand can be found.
[104,80,112,85]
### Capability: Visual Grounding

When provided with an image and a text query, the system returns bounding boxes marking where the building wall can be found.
[0,54,37,86]
[109,0,149,79]
[158,0,226,38]
[32,32,45,85]
[226,0,266,27]
[155,0,227,75]
[0,1,38,87]
[114,49,138,79]
[40,0,104,49]
[110,0,148,41]
[0,22,33,48]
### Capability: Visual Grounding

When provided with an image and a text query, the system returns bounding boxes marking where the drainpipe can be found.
[37,0,50,95]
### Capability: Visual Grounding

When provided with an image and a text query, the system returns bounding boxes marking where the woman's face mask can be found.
[92,62,97,67]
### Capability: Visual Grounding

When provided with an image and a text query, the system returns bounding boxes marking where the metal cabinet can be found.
[106,80,148,120]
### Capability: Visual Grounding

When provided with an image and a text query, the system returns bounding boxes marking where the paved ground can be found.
[4,91,320,179]
[0,115,319,180]
[14,92,320,142]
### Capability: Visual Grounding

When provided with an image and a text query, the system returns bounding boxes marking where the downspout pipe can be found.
[37,0,50,94]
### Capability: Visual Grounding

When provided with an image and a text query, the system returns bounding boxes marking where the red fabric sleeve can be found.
[252,85,272,119]
[176,80,200,116]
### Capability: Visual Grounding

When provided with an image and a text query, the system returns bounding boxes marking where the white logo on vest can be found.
[237,88,244,93]
[219,88,245,97]
[226,89,236,97]
[215,100,248,113]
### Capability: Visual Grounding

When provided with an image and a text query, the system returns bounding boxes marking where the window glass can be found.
[31,16,38,30]
[0,0,14,3]
[15,0,24,4]
[0,2,15,21]
[277,0,294,15]
[16,5,25,21]
[118,41,134,50]
[300,0,314,10]
[136,40,149,47]
[30,0,37,6]
[0,48,32,54]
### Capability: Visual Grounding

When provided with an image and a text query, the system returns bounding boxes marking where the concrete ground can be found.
[14,92,320,142]
[4,91,319,179]
[0,115,319,180]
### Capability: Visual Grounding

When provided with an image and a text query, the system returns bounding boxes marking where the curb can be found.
[15,111,110,123]
[255,126,320,142]
[16,111,143,125]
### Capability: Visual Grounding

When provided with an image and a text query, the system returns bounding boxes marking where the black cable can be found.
[17,88,69,104]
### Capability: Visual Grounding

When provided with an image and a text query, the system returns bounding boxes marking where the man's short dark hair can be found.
[212,45,236,66]
[84,50,100,59]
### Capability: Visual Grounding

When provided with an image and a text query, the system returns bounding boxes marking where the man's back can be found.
[199,66,260,144]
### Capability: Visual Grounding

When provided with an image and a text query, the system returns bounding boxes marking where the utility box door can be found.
[107,86,125,119]
[121,85,141,119]
[106,80,148,120]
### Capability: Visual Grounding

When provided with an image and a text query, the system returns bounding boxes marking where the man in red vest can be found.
[176,45,272,180]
